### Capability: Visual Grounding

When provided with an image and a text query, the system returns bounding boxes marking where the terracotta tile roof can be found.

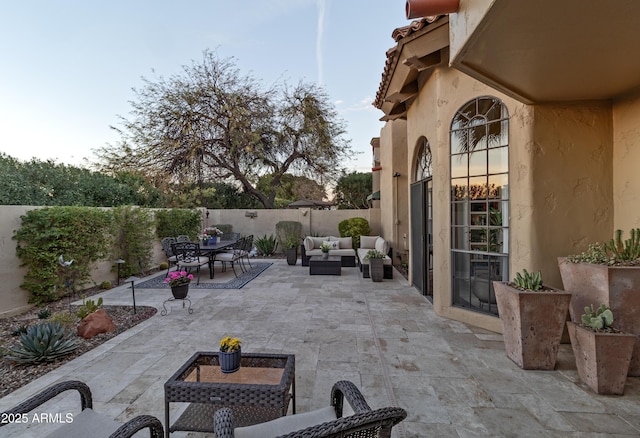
[374,16,444,110]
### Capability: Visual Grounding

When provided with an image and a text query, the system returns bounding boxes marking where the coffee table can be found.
[309,255,341,275]
[164,352,295,437]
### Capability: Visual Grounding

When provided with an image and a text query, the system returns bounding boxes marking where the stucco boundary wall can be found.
[0,206,377,318]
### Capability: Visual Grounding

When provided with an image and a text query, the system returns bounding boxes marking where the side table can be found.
[164,352,295,437]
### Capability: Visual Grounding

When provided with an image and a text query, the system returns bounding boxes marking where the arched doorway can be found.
[410,137,433,300]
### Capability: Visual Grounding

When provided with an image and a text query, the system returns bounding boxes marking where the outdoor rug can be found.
[135,262,272,289]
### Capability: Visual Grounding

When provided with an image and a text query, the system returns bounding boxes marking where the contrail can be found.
[316,0,326,85]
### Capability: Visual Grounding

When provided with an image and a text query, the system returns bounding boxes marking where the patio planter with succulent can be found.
[219,336,242,373]
[320,242,332,260]
[165,271,194,299]
[558,228,640,375]
[493,269,572,370]
[567,304,635,395]
[364,249,386,282]
[284,236,300,266]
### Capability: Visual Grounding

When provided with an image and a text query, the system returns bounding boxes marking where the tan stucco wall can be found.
[529,103,613,289]
[613,91,640,231]
[0,207,371,318]
[379,119,408,257]
[383,66,616,333]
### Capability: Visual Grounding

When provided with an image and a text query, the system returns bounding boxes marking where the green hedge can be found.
[155,209,201,240]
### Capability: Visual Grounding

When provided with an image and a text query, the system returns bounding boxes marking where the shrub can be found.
[255,234,277,256]
[49,310,78,330]
[100,280,112,290]
[338,218,371,249]
[112,205,155,278]
[37,309,51,319]
[6,322,78,364]
[155,209,200,239]
[13,206,113,305]
[159,262,169,270]
[275,221,302,251]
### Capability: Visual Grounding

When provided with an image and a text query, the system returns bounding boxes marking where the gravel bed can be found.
[0,290,156,399]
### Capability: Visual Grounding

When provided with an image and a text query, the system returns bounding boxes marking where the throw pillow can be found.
[374,237,389,255]
[323,240,340,250]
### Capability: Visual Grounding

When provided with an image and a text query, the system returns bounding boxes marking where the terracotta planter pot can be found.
[566,322,635,395]
[406,0,459,19]
[493,281,571,370]
[558,257,640,376]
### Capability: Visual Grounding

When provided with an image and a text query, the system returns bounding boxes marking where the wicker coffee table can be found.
[309,255,341,275]
[164,352,295,437]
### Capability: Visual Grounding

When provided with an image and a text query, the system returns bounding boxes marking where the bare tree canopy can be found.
[96,50,353,208]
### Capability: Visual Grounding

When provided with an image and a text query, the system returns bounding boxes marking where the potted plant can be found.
[219,336,242,373]
[284,236,300,265]
[558,228,640,375]
[493,269,572,370]
[567,304,636,395]
[364,249,386,282]
[320,242,332,260]
[205,227,223,244]
[164,270,193,299]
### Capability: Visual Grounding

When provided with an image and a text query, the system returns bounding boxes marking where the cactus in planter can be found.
[581,304,614,331]
[605,228,640,262]
[512,269,543,291]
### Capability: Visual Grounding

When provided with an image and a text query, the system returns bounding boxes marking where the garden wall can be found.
[0,206,375,317]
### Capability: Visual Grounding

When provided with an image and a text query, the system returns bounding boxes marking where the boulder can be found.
[77,309,116,339]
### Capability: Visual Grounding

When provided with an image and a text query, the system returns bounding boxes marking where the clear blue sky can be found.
[0,1,408,173]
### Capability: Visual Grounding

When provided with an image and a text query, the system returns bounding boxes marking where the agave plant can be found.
[6,322,78,364]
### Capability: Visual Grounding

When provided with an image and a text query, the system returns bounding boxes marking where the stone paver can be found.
[1,259,639,437]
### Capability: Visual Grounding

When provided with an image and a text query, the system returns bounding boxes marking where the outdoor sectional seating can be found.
[301,236,357,267]
[358,235,393,279]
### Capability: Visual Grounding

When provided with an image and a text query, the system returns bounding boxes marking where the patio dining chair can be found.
[161,237,177,275]
[171,241,210,284]
[0,380,163,438]
[176,234,191,242]
[221,232,240,241]
[212,237,246,278]
[213,380,406,438]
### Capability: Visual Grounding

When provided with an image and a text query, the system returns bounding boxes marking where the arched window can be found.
[450,97,509,315]
[415,137,433,181]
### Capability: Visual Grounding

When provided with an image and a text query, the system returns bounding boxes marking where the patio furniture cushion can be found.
[328,236,352,249]
[322,240,340,250]
[304,236,326,251]
[306,249,355,257]
[357,248,393,265]
[234,406,337,438]
[360,235,381,249]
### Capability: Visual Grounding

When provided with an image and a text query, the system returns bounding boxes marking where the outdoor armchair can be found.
[0,380,163,438]
[213,380,406,438]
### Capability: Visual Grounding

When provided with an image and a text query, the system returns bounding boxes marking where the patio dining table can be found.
[197,239,238,279]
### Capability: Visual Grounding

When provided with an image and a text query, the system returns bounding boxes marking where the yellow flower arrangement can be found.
[220,336,242,353]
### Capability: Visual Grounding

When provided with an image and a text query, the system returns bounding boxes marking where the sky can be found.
[0,1,409,173]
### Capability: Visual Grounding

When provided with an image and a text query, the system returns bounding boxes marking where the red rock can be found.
[77,309,116,339]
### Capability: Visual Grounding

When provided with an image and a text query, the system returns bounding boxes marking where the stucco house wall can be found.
[613,91,640,232]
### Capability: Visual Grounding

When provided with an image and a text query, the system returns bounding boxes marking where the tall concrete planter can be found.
[566,322,635,395]
[558,257,640,376]
[493,281,572,370]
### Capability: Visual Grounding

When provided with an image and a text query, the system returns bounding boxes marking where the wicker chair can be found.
[0,380,163,438]
[213,380,406,438]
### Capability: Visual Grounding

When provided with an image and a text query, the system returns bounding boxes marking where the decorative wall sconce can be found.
[245,211,258,218]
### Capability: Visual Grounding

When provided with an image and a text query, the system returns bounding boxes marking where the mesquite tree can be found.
[97,50,352,208]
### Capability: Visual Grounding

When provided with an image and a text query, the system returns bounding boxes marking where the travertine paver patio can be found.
[1,259,639,437]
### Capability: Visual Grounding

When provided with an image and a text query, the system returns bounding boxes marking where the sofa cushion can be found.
[360,235,381,249]
[304,236,326,251]
[323,240,340,250]
[333,236,352,249]
[307,248,355,257]
[374,237,389,255]
[235,406,337,438]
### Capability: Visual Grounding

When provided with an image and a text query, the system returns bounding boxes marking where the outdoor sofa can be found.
[357,235,393,279]
[301,236,357,267]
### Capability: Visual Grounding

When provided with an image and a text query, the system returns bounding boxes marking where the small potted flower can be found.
[201,231,211,246]
[164,271,193,299]
[219,336,242,373]
[320,242,332,260]
[206,227,224,243]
